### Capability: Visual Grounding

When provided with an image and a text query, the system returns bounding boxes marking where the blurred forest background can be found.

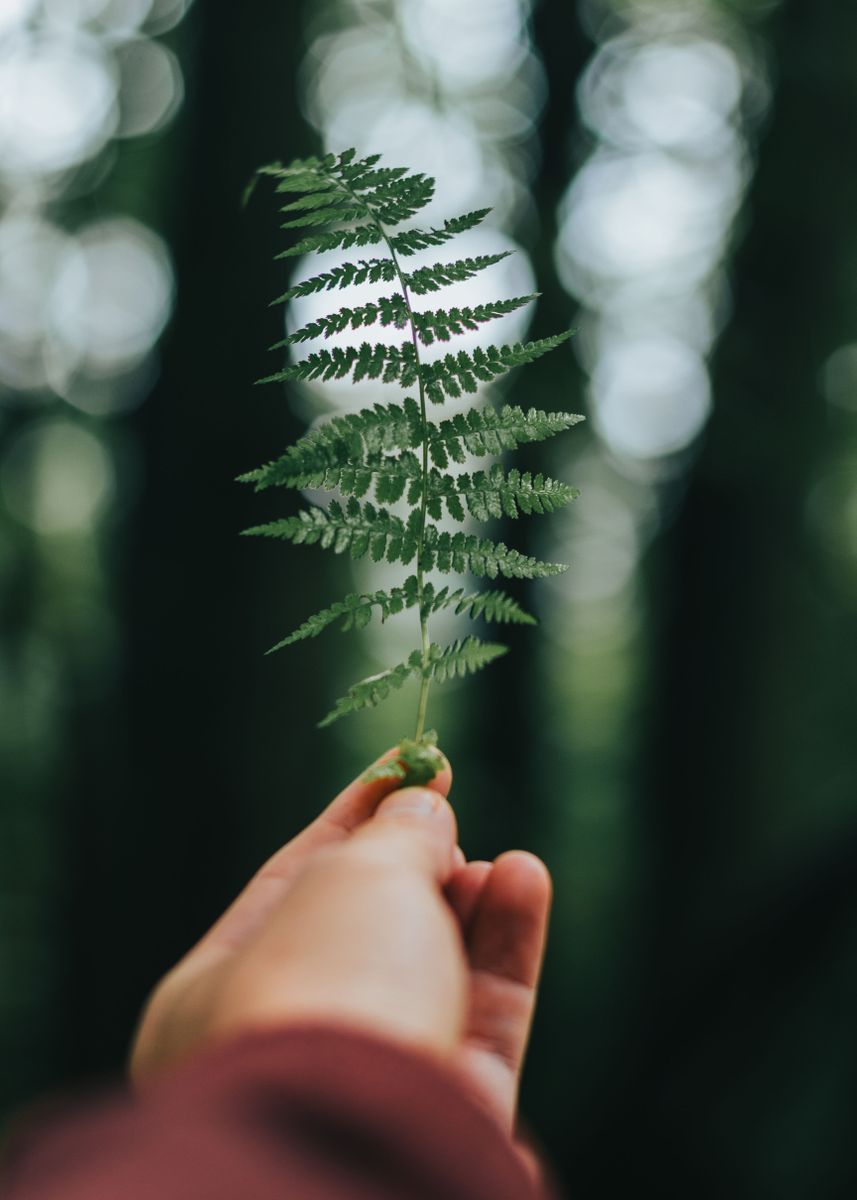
[1,0,856,1196]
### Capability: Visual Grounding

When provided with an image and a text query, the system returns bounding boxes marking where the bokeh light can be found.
[555,12,757,471]
[399,0,529,90]
[1,418,114,535]
[52,218,174,374]
[0,31,118,177]
[0,214,76,391]
[591,335,712,459]
[822,343,857,413]
[0,215,174,394]
[0,0,38,38]
[0,0,192,1119]
[114,37,183,137]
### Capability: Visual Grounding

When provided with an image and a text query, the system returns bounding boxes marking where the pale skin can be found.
[130,750,552,1139]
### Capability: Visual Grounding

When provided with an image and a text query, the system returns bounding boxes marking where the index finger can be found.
[183,747,452,962]
[315,745,453,837]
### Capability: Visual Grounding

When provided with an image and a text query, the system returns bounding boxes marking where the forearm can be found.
[2,1027,547,1200]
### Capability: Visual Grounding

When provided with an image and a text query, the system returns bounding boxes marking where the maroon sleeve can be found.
[1,1027,549,1200]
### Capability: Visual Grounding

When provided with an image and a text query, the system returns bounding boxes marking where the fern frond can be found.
[366,174,435,224]
[278,293,409,346]
[245,148,583,741]
[263,334,572,394]
[405,253,511,295]
[391,210,492,256]
[422,526,567,579]
[280,204,365,230]
[279,191,350,213]
[428,405,584,466]
[425,637,508,684]
[276,224,384,261]
[271,258,399,305]
[245,160,333,203]
[267,452,420,501]
[244,498,419,564]
[412,295,537,346]
[240,400,424,490]
[342,164,404,189]
[246,449,576,521]
[237,405,576,498]
[427,586,536,625]
[267,577,420,653]
[258,340,417,387]
[318,650,423,728]
[424,465,579,521]
[266,160,338,194]
[421,333,574,402]
[319,636,506,727]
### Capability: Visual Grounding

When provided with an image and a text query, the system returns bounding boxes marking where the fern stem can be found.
[333,170,432,740]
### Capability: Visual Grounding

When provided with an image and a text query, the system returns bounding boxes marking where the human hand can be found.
[130,753,551,1132]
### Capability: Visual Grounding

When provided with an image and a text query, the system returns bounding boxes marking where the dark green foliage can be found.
[265,577,421,652]
[427,405,583,463]
[318,636,507,728]
[420,527,566,579]
[241,148,582,748]
[426,585,536,625]
[420,335,573,403]
[272,257,399,305]
[240,402,583,491]
[411,294,537,344]
[264,577,533,657]
[405,253,511,295]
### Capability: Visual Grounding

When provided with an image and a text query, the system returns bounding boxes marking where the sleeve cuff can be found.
[153,1023,543,1199]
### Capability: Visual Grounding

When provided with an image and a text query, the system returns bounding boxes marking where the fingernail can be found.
[386,787,440,815]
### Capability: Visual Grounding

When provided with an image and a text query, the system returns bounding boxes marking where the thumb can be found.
[351,787,458,882]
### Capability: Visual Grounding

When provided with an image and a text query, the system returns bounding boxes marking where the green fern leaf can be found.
[277,293,409,346]
[426,464,579,521]
[427,586,536,625]
[279,206,366,230]
[344,165,405,189]
[244,498,419,564]
[318,650,423,728]
[278,191,350,213]
[421,333,574,402]
[425,637,508,684]
[271,258,399,305]
[275,224,384,261]
[428,405,584,466]
[244,148,583,741]
[259,341,417,387]
[262,453,421,503]
[412,295,537,346]
[267,577,420,653]
[391,209,492,256]
[265,160,337,193]
[405,253,512,295]
[240,399,424,490]
[422,526,567,579]
[244,160,334,203]
[370,175,435,224]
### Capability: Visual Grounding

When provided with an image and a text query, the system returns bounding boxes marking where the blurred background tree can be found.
[1,1,856,1196]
